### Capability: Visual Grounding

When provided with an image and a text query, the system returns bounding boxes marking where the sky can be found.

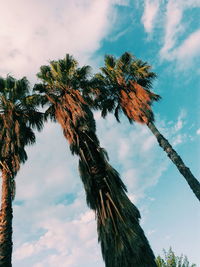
[0,0,200,266]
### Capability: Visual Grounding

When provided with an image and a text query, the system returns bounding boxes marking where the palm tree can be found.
[34,54,157,267]
[0,76,44,266]
[93,52,200,202]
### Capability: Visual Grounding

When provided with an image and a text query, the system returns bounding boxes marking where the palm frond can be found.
[92,52,160,124]
[104,55,116,69]
[0,75,44,185]
[44,105,56,122]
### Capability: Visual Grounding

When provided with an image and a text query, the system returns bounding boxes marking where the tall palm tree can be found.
[93,52,200,202]
[0,76,44,266]
[34,54,157,267]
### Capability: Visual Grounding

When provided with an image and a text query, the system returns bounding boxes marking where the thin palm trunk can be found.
[147,121,200,201]
[119,87,200,202]
[54,92,156,267]
[0,167,13,267]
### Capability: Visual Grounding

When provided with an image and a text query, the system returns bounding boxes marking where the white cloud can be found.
[15,122,79,202]
[172,134,184,146]
[160,0,184,60]
[14,210,102,267]
[164,234,172,240]
[174,29,200,63]
[158,0,200,66]
[141,0,160,34]
[174,120,183,132]
[164,110,188,146]
[118,138,130,159]
[147,229,156,236]
[123,168,139,189]
[112,0,130,5]
[196,129,200,135]
[154,110,188,147]
[0,0,121,81]
[173,109,186,132]
[142,135,156,151]
[140,0,200,66]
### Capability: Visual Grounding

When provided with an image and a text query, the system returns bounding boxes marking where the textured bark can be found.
[147,121,200,201]
[54,91,157,267]
[0,168,13,267]
[78,132,157,267]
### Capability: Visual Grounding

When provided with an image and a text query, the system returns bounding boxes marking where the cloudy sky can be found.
[1,0,200,266]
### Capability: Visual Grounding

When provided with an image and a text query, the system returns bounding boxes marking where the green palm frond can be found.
[64,54,78,72]
[37,65,52,83]
[0,77,5,92]
[44,105,56,122]
[118,52,133,71]
[104,55,116,69]
[114,103,121,122]
[5,76,15,91]
[35,54,93,112]
[92,52,159,124]
[0,75,45,199]
[75,65,91,81]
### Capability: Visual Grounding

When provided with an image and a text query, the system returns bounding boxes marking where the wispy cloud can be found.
[173,29,200,64]
[140,0,200,67]
[160,0,184,60]
[159,0,200,66]
[141,0,160,34]
[173,109,186,133]
[156,109,188,147]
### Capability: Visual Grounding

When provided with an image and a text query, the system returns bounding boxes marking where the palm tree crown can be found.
[93,52,160,123]
[0,75,43,192]
[34,55,94,153]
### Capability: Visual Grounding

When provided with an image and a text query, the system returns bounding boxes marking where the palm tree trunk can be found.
[147,121,200,201]
[78,131,157,267]
[0,168,13,267]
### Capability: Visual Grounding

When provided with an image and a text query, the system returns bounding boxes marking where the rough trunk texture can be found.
[0,168,13,267]
[54,91,157,267]
[78,131,157,267]
[147,121,200,201]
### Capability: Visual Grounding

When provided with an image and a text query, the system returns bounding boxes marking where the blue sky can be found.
[0,0,200,266]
